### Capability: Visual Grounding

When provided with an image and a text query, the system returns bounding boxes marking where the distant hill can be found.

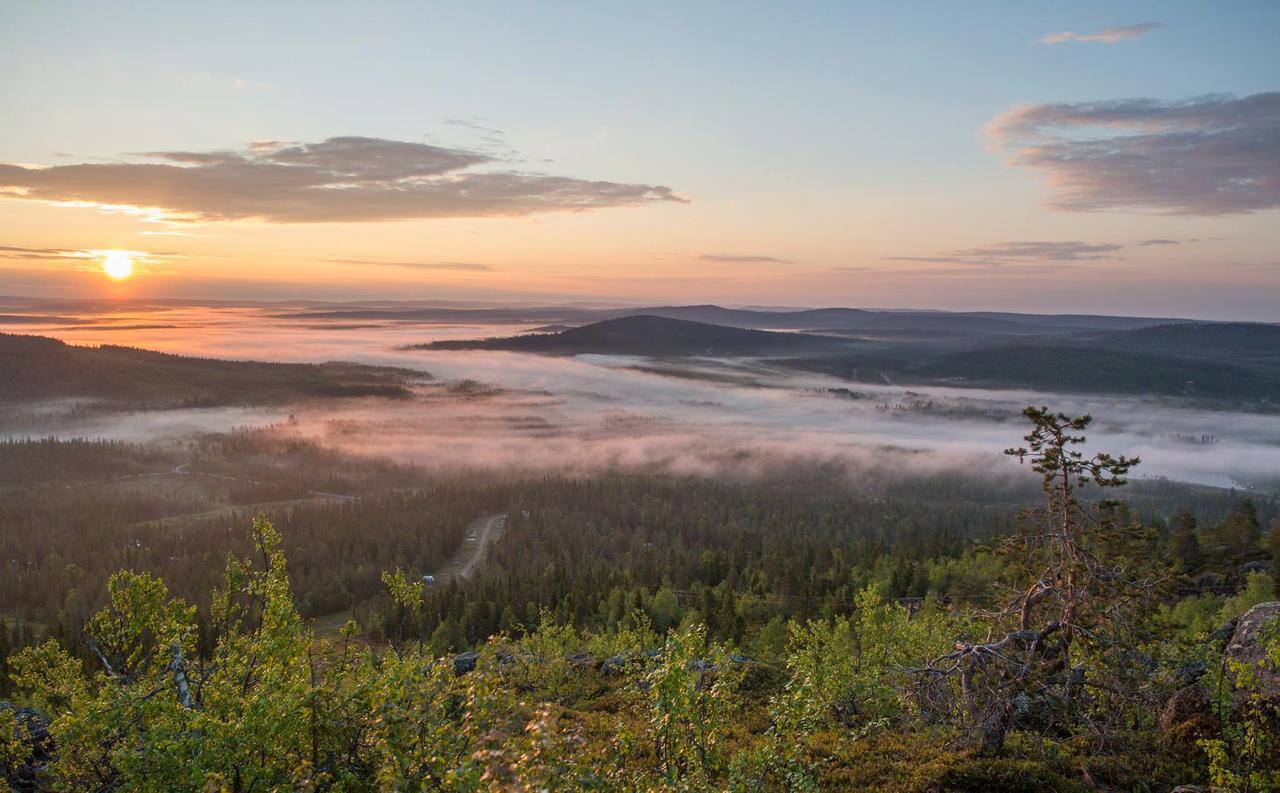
[923,345,1276,398]
[420,315,853,356]
[279,303,1196,337]
[608,305,1205,336]
[787,342,1280,402]
[0,333,421,407]
[1098,322,1280,360]
[620,305,1057,334]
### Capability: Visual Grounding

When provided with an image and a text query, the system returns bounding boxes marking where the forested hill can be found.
[421,314,852,356]
[0,333,421,406]
[1098,321,1280,359]
[789,343,1280,403]
[780,320,1280,405]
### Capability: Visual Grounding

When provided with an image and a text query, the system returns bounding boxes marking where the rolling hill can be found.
[787,341,1280,402]
[1097,322,1280,360]
[419,315,854,356]
[0,333,422,406]
[281,302,1194,337]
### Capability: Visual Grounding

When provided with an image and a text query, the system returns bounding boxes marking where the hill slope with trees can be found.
[0,333,421,407]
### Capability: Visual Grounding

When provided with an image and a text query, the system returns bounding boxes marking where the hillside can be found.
[787,342,1280,402]
[277,302,1194,338]
[630,305,1058,335]
[1098,321,1280,360]
[0,333,421,406]
[420,314,852,356]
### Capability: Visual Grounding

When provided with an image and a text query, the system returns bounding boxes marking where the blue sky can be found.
[1,1,1277,318]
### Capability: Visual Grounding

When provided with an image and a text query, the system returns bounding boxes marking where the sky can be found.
[1,1,1278,318]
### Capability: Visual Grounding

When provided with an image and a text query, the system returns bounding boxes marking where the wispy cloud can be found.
[1039,21,1160,45]
[0,244,171,262]
[0,245,78,261]
[698,253,790,264]
[985,92,1280,215]
[0,136,687,223]
[887,240,1125,266]
[326,258,493,272]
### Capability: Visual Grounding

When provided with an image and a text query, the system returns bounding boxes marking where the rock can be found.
[1224,601,1280,708]
[600,654,630,675]
[1158,683,1218,742]
[1195,573,1224,591]
[565,651,594,668]
[1208,618,1238,648]
[1,702,52,791]
[452,651,481,676]
[1176,660,1208,685]
[1238,560,1273,576]
[1170,786,1215,793]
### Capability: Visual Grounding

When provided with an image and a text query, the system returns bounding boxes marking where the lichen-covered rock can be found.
[1224,601,1280,708]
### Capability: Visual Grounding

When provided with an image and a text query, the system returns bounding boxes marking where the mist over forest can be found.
[5,2,1280,787]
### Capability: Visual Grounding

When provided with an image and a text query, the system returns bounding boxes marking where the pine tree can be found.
[1268,517,1280,597]
[1222,498,1261,556]
[1170,509,1202,572]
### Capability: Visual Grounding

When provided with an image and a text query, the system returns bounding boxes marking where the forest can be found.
[2,409,1279,791]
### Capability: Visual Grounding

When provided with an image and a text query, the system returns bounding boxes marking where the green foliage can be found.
[1,405,1277,790]
[1219,572,1277,624]
[1199,613,1280,792]
[642,623,741,788]
[0,707,25,793]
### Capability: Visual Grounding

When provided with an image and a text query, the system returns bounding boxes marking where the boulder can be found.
[1238,560,1273,576]
[1158,682,1218,742]
[1176,660,1207,685]
[452,651,481,676]
[565,651,594,668]
[1224,601,1280,708]
[1208,618,1238,648]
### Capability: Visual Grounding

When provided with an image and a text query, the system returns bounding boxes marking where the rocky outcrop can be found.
[1224,601,1280,708]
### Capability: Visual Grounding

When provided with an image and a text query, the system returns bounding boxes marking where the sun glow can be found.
[102,250,134,281]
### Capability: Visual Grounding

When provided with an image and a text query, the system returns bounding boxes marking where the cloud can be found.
[0,136,687,223]
[0,244,171,263]
[0,245,76,261]
[1039,22,1160,45]
[887,240,1124,267]
[326,258,493,272]
[986,92,1280,215]
[698,253,790,264]
[1135,239,1179,246]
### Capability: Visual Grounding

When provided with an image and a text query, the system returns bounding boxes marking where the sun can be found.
[102,250,134,281]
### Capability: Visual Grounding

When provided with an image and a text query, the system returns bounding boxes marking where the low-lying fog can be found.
[4,303,1278,490]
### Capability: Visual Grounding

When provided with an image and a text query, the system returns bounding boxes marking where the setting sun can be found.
[101,250,134,281]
